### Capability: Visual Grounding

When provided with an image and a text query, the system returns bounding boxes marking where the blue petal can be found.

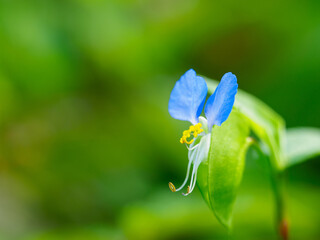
[168,69,208,125]
[204,72,238,130]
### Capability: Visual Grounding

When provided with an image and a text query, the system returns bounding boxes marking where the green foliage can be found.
[206,77,320,170]
[285,128,320,167]
[206,78,286,170]
[197,111,251,228]
[198,78,320,229]
[0,0,319,239]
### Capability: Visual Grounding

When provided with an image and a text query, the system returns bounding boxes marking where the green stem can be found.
[269,163,288,240]
[251,139,288,239]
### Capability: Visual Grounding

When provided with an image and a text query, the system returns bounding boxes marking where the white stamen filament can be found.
[182,163,199,196]
[170,133,211,196]
[186,143,200,151]
[175,160,192,192]
[189,167,198,193]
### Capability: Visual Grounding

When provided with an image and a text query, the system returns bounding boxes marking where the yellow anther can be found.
[194,123,202,131]
[194,128,204,137]
[187,185,190,194]
[169,182,176,192]
[189,126,195,132]
[179,123,203,145]
[182,185,191,196]
[182,130,191,137]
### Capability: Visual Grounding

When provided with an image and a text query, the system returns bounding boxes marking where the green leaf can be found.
[197,110,251,228]
[284,128,320,167]
[205,78,286,170]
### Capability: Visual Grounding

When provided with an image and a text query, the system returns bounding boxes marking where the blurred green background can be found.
[0,0,319,239]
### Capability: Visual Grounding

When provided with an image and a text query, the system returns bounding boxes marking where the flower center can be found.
[179,123,203,144]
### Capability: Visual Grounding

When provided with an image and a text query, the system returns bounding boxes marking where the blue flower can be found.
[168,69,238,195]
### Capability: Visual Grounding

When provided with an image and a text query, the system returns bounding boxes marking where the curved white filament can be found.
[175,160,192,192]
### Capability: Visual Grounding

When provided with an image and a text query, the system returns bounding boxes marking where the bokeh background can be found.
[0,0,319,239]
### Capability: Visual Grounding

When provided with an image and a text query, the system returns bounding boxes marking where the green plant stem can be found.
[257,138,288,239]
[269,163,288,240]
[251,139,288,240]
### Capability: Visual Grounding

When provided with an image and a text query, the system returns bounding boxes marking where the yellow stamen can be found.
[179,123,203,145]
[169,182,176,192]
[183,130,190,137]
[189,126,195,132]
